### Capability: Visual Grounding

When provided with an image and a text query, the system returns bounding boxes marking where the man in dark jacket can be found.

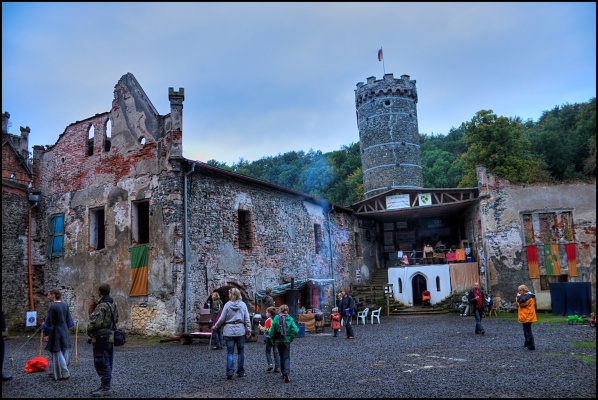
[339,288,355,339]
[261,288,275,315]
[87,283,118,397]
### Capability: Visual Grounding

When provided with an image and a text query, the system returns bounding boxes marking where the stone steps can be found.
[353,269,455,316]
[352,269,398,311]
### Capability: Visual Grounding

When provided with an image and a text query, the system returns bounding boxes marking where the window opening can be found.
[522,211,576,284]
[436,276,440,292]
[132,200,150,244]
[87,124,95,156]
[104,118,112,152]
[90,207,105,250]
[48,214,64,257]
[355,232,361,257]
[238,209,253,250]
[398,278,403,293]
[314,223,322,254]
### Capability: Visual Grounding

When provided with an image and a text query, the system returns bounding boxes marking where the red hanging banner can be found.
[565,243,578,277]
[525,245,539,278]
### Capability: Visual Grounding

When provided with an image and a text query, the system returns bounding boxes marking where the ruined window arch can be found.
[104,117,112,152]
[87,124,94,156]
[139,136,146,146]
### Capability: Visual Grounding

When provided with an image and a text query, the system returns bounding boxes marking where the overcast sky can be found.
[2,2,596,166]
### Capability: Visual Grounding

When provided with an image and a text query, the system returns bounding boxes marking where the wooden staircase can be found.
[351,269,452,316]
[351,269,406,314]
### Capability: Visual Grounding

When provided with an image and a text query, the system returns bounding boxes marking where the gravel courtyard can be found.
[2,313,596,398]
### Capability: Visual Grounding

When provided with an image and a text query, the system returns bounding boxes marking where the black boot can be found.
[91,384,113,397]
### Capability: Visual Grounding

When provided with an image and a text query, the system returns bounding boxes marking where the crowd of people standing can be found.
[2,282,539,395]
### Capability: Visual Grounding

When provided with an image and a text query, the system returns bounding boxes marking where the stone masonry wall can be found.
[481,174,596,306]
[1,188,31,327]
[183,166,357,331]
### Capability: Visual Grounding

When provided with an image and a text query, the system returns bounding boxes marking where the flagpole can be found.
[378,47,385,74]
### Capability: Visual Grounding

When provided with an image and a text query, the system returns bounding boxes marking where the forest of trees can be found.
[206,98,596,207]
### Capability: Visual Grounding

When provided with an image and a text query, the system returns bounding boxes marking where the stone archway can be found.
[206,282,253,310]
[411,274,428,306]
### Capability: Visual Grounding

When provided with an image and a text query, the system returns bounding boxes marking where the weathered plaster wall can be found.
[29,74,184,335]
[387,265,452,306]
[481,176,596,306]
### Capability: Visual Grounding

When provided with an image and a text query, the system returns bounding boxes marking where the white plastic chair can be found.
[356,307,369,325]
[370,307,382,324]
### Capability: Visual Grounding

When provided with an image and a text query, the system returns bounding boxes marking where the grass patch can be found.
[490,312,568,324]
[571,341,596,349]
[572,354,595,363]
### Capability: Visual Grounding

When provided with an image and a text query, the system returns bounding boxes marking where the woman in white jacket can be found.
[212,288,251,380]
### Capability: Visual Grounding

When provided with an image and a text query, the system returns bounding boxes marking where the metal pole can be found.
[327,206,336,308]
[183,162,196,334]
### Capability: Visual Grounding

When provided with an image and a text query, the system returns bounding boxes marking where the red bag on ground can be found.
[24,356,48,373]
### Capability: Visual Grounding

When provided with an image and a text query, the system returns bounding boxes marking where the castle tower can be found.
[355,73,423,199]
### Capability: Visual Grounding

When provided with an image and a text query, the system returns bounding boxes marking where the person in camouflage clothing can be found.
[87,283,118,397]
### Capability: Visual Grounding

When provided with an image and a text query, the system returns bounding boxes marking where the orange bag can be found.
[24,356,48,373]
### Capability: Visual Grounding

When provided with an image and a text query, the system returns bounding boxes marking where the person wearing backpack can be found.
[339,288,355,339]
[258,306,280,373]
[87,283,118,397]
[269,304,298,383]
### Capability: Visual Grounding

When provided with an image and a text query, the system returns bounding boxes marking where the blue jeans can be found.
[225,335,246,377]
[92,342,114,386]
[276,342,291,375]
[213,327,223,348]
[474,308,485,333]
[49,349,70,380]
[265,338,280,369]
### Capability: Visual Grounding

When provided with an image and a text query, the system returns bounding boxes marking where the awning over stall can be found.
[255,279,335,302]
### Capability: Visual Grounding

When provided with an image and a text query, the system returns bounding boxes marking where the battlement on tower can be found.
[355,73,418,108]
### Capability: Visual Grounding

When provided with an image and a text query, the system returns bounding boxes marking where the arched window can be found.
[87,124,95,156]
[104,117,112,152]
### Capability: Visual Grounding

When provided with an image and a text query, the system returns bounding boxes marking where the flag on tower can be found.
[378,47,383,62]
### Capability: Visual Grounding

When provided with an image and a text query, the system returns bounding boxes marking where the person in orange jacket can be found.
[516,284,537,350]
[330,308,341,337]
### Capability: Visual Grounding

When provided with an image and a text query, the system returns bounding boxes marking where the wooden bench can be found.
[179,331,212,345]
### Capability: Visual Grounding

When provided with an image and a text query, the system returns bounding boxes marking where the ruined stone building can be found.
[2,74,357,336]
[2,72,595,336]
